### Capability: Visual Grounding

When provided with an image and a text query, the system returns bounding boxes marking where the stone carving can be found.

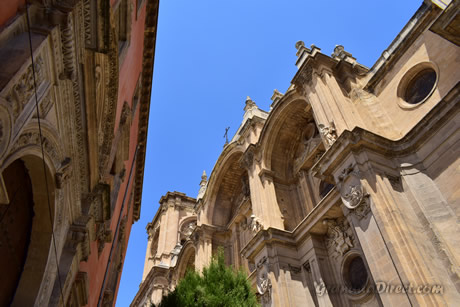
[249,214,263,234]
[294,121,319,168]
[98,21,119,176]
[55,157,72,189]
[352,199,371,220]
[11,131,60,164]
[180,221,197,240]
[342,185,364,209]
[97,222,113,254]
[83,0,93,46]
[241,175,250,197]
[323,218,354,258]
[240,146,255,170]
[338,163,358,181]
[294,65,313,96]
[257,256,272,305]
[338,163,369,210]
[60,11,89,194]
[34,92,54,119]
[6,56,45,119]
[318,121,337,147]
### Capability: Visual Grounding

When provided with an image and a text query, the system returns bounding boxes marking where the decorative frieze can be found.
[11,131,61,164]
[5,56,45,119]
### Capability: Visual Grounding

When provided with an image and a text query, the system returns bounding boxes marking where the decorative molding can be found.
[0,105,12,160]
[97,221,113,255]
[133,0,160,220]
[5,55,45,119]
[10,131,61,165]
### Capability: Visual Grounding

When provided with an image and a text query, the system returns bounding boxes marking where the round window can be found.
[343,255,368,292]
[404,68,437,104]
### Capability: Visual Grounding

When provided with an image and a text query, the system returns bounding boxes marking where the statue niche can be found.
[294,121,320,171]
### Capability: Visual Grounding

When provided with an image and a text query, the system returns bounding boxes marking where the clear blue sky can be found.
[117,1,422,305]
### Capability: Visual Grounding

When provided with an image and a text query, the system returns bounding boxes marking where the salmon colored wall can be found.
[79,1,147,306]
[0,0,25,28]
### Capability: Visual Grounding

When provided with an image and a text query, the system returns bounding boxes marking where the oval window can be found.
[342,255,368,293]
[404,68,437,105]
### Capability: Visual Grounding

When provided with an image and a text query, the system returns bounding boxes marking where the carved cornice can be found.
[133,0,160,221]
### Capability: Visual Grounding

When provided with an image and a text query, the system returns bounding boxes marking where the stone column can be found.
[164,197,180,260]
[195,227,213,273]
[241,146,284,230]
[256,167,284,230]
[142,230,153,281]
[336,161,452,306]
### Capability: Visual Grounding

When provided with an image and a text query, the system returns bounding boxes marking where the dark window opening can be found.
[346,256,368,292]
[319,181,334,199]
[404,68,436,104]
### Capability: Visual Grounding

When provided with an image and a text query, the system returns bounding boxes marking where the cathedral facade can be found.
[0,0,158,306]
[133,1,459,306]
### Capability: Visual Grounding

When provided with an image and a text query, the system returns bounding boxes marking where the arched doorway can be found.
[0,159,34,306]
[0,155,55,306]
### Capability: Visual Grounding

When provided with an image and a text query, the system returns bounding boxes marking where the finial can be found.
[295,40,305,50]
[244,96,257,112]
[201,170,207,181]
[198,170,208,199]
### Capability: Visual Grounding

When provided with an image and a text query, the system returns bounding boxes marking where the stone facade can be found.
[0,0,158,306]
[132,1,459,306]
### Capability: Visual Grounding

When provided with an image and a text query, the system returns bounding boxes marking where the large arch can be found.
[202,142,246,227]
[1,153,56,306]
[258,89,321,230]
[0,121,70,306]
[175,242,196,281]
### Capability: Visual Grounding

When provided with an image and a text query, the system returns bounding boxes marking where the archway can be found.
[0,159,34,306]
[211,152,247,228]
[267,99,318,230]
[0,155,55,306]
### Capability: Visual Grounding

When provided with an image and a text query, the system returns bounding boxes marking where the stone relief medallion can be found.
[0,104,12,159]
[338,163,368,210]
[340,184,364,209]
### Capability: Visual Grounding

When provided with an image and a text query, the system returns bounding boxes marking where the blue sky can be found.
[116,1,422,305]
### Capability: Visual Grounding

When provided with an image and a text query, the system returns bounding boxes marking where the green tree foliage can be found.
[155,248,258,307]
